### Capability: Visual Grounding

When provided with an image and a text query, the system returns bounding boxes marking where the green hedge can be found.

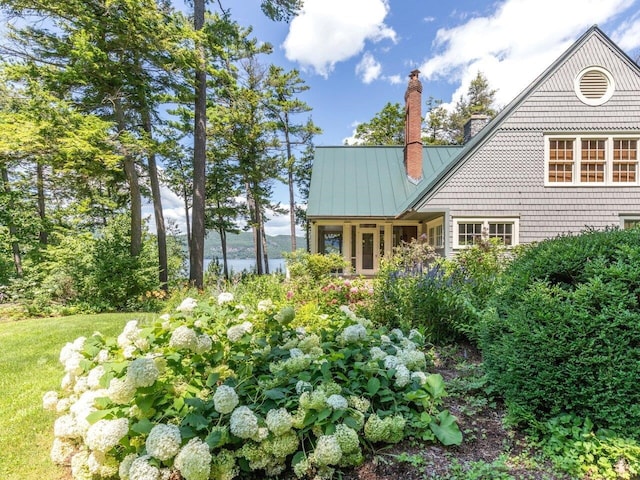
[480,228,640,437]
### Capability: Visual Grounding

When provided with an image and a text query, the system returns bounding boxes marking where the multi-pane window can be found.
[622,218,640,230]
[457,222,483,246]
[613,140,637,182]
[454,219,519,249]
[488,223,513,245]
[428,224,444,248]
[581,139,605,182]
[547,136,639,185]
[548,139,574,182]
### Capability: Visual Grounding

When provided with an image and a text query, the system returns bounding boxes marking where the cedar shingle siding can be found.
[420,28,640,253]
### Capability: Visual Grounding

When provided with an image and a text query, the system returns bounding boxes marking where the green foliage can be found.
[350,102,405,145]
[8,216,162,315]
[369,238,509,344]
[537,415,640,479]
[46,298,461,479]
[284,250,347,281]
[480,228,640,438]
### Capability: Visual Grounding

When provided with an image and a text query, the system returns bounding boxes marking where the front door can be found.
[357,227,379,275]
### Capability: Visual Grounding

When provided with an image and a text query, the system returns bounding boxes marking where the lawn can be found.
[0,312,155,480]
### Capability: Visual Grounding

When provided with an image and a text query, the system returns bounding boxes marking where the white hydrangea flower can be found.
[176,297,198,312]
[87,450,118,477]
[146,423,181,461]
[383,355,400,370]
[339,305,357,320]
[313,435,342,466]
[50,437,75,465]
[229,406,259,439]
[95,349,109,364]
[85,417,129,452]
[253,426,269,442]
[397,349,426,370]
[266,408,293,435]
[87,365,106,390]
[411,371,428,385]
[217,292,234,305]
[394,364,411,388]
[118,453,138,480]
[128,455,160,480]
[60,372,75,391]
[289,348,304,358]
[73,376,89,394]
[56,397,71,413]
[169,325,198,351]
[174,437,212,480]
[194,334,212,354]
[118,321,140,349]
[408,329,424,342]
[159,313,171,321]
[338,324,367,344]
[370,346,387,361]
[380,334,391,344]
[226,321,253,342]
[69,389,106,435]
[107,376,137,405]
[70,449,92,480]
[43,390,59,411]
[53,414,82,439]
[326,394,348,410]
[295,380,312,394]
[127,357,159,387]
[63,351,84,376]
[213,385,239,415]
[257,298,274,311]
[123,344,137,359]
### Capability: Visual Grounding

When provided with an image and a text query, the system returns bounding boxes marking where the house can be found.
[307,26,640,276]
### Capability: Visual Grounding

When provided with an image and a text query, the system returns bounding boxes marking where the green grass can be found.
[0,312,156,480]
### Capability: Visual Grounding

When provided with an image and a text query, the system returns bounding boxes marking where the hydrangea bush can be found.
[44,293,461,480]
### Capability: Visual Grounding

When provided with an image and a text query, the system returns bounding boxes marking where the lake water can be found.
[204,258,286,274]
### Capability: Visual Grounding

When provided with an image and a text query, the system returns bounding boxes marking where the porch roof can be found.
[307,145,462,218]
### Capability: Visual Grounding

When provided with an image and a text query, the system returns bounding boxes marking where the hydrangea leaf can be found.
[367,377,381,396]
[429,410,462,446]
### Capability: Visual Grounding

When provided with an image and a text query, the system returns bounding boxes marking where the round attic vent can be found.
[574,66,614,106]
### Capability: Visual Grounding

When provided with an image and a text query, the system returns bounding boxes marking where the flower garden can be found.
[39,229,640,480]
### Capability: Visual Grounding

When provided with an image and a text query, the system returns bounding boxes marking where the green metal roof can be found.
[307,145,462,218]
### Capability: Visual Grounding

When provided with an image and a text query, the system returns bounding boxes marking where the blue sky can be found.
[235,0,640,146]
[158,0,640,236]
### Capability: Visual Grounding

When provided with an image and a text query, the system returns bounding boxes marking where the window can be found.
[428,224,444,248]
[546,135,640,186]
[621,217,640,230]
[613,140,637,182]
[317,225,342,254]
[454,218,519,249]
[392,225,418,246]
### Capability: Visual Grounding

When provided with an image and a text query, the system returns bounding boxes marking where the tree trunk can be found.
[285,123,297,251]
[114,99,142,257]
[246,185,263,274]
[1,166,23,277]
[260,210,270,274]
[142,109,168,291]
[189,0,206,289]
[219,227,229,279]
[36,160,47,246]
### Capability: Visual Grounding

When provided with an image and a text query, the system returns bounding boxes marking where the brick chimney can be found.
[404,69,423,182]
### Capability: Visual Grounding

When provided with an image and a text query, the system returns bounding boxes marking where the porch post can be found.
[343,222,352,273]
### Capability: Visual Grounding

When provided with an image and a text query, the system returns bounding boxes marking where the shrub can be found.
[480,228,640,438]
[284,251,348,281]
[44,296,461,479]
[369,238,510,344]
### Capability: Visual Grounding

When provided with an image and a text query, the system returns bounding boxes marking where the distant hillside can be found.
[178,231,306,259]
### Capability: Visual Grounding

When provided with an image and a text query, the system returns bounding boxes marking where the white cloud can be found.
[611,12,640,52]
[356,52,382,83]
[283,0,396,77]
[419,0,636,108]
[385,74,402,85]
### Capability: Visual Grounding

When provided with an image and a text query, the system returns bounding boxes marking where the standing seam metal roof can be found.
[307,145,462,217]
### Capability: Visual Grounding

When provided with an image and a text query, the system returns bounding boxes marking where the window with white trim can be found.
[454,218,519,249]
[428,224,444,248]
[621,216,640,230]
[546,135,639,186]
